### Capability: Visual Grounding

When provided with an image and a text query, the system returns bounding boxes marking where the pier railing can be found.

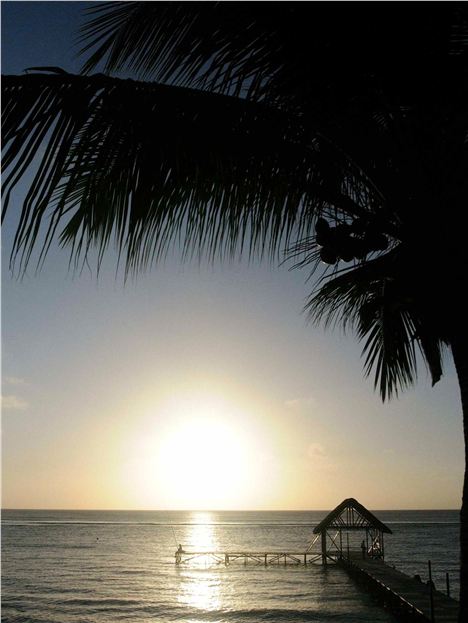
[175,550,323,566]
[341,556,427,622]
[339,553,459,623]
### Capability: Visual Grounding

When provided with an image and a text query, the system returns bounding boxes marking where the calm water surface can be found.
[1,510,459,623]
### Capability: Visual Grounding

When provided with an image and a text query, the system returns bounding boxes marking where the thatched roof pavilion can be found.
[314,497,392,535]
[313,498,392,564]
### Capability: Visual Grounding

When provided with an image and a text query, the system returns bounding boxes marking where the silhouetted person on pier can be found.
[361,540,366,559]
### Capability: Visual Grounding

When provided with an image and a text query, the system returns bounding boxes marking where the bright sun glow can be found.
[123,392,256,509]
[158,417,249,508]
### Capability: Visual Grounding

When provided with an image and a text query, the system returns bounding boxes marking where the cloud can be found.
[1,379,29,412]
[306,442,338,474]
[4,376,27,386]
[1,394,29,411]
[307,442,326,458]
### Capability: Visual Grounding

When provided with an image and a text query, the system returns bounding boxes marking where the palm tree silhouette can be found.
[2,3,468,617]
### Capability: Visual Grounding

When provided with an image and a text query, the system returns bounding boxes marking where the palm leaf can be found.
[78,3,468,104]
[305,252,446,400]
[2,71,337,274]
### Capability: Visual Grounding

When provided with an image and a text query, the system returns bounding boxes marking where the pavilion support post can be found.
[321,531,327,566]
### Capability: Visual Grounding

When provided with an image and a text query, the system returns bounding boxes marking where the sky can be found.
[1,1,464,511]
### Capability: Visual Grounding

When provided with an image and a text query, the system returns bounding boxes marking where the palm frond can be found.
[305,254,396,332]
[78,3,468,103]
[78,2,285,97]
[305,252,446,400]
[2,71,332,275]
[416,328,445,387]
[357,287,417,401]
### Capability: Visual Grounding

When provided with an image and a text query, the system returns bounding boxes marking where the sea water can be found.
[1,509,459,623]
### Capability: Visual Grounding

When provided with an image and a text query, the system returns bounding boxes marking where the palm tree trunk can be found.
[451,334,468,622]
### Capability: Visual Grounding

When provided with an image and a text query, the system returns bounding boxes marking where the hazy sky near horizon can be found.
[1,1,464,511]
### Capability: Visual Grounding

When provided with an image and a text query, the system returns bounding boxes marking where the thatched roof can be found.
[313,498,392,534]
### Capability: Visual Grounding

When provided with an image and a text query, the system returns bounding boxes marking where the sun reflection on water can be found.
[177,512,221,611]
[188,512,217,550]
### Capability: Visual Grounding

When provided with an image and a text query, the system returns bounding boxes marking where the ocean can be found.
[1,509,459,623]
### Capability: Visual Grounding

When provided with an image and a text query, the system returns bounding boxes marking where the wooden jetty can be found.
[174,498,459,622]
[341,553,459,623]
[313,498,459,622]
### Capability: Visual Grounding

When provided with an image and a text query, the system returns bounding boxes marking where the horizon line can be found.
[1,507,460,512]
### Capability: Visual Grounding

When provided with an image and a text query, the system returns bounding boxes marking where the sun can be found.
[157,417,248,508]
[120,391,257,509]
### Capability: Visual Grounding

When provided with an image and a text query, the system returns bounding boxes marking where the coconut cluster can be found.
[316,218,388,264]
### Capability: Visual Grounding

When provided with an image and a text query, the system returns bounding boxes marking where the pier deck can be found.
[341,553,459,622]
[175,550,322,565]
